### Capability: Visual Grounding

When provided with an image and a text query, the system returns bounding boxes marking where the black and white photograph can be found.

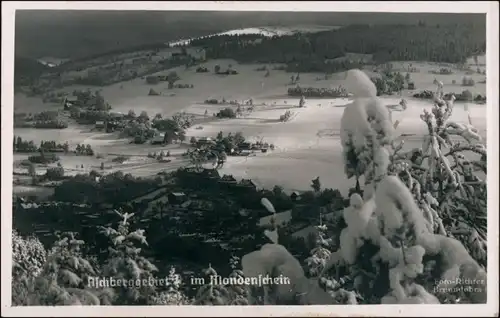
[2,1,498,317]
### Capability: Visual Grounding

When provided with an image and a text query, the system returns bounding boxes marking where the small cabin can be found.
[201,168,221,180]
[239,179,257,191]
[184,167,200,174]
[197,137,215,146]
[238,142,252,150]
[63,97,80,110]
[106,121,121,133]
[168,192,187,205]
[151,133,165,145]
[20,203,40,210]
[219,174,237,184]
[95,121,105,129]
[109,112,125,120]
[290,191,301,202]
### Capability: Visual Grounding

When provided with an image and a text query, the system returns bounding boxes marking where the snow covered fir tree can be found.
[12,69,487,306]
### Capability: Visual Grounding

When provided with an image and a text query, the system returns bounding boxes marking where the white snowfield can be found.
[14,96,485,193]
[167,25,340,47]
[14,60,486,195]
[190,97,485,195]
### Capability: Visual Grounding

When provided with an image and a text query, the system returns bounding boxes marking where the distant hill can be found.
[14,56,51,86]
[15,11,486,60]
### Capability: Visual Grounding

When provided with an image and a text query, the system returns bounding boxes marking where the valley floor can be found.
[13,59,488,196]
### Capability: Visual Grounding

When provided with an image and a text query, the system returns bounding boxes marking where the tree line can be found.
[190,23,485,73]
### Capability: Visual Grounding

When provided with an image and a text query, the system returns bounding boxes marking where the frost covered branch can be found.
[321,69,487,304]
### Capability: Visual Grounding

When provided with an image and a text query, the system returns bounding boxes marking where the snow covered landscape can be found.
[7,7,495,314]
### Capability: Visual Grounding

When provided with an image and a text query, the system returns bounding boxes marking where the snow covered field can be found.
[186,96,486,195]
[14,59,487,195]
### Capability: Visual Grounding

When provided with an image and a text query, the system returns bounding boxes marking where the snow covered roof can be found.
[170,192,186,197]
[221,174,237,181]
[240,179,257,187]
[20,203,39,209]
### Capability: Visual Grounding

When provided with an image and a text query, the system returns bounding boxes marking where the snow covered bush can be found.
[12,231,48,306]
[151,266,192,305]
[391,93,487,268]
[192,260,252,306]
[193,264,233,305]
[305,223,332,277]
[319,69,487,304]
[13,231,103,306]
[242,241,339,305]
[99,209,159,305]
[13,212,191,306]
[12,230,47,278]
[240,199,360,305]
[341,69,395,189]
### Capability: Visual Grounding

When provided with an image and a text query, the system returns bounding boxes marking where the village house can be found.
[95,121,106,130]
[219,174,237,184]
[238,142,252,150]
[172,131,181,143]
[158,47,185,59]
[290,191,301,202]
[201,168,221,180]
[177,167,220,188]
[19,202,40,210]
[183,167,200,174]
[105,120,123,133]
[218,174,238,190]
[158,131,180,144]
[168,192,188,205]
[198,168,221,189]
[238,179,257,191]
[63,96,80,109]
[151,133,166,145]
[196,137,215,147]
[109,112,125,119]
[233,142,254,156]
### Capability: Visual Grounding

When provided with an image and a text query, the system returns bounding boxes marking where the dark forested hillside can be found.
[14,57,51,87]
[15,10,485,60]
[13,12,486,87]
[191,23,486,72]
